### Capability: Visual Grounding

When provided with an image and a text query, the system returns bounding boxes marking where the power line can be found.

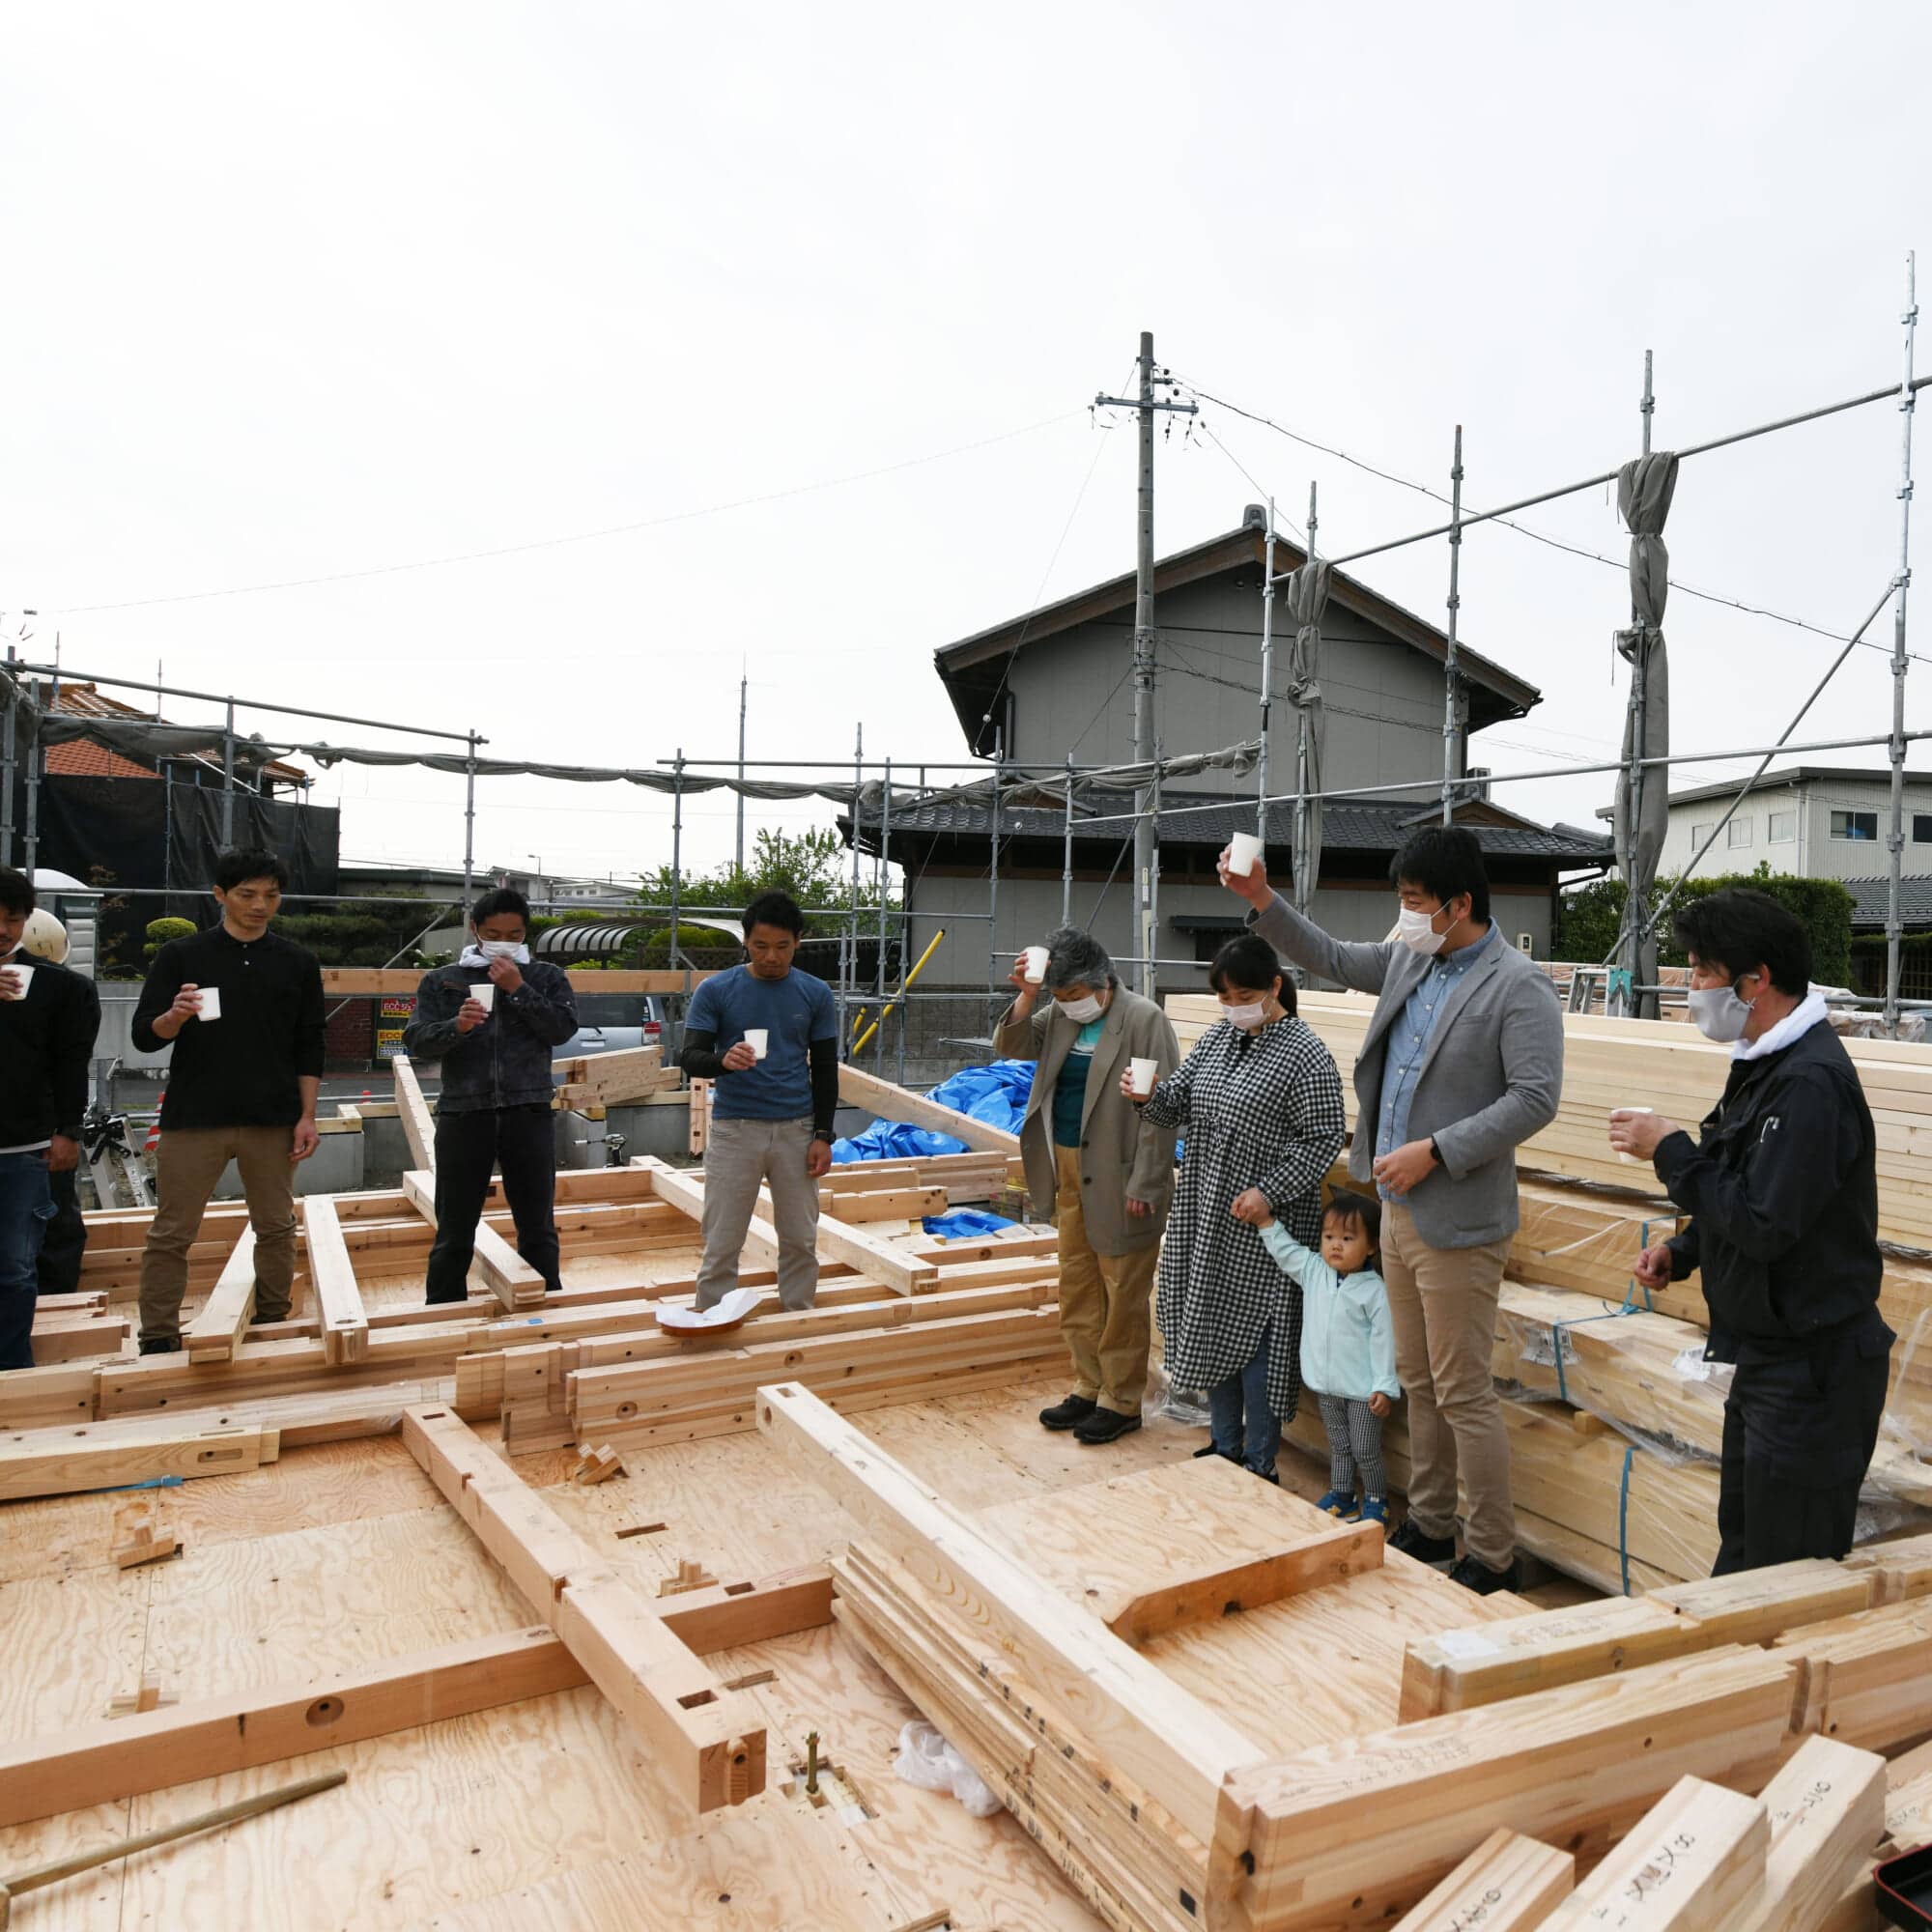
[1181,377,1932,669]
[41,409,1085,616]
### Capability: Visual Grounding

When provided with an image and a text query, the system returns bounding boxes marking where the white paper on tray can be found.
[655,1286,763,1332]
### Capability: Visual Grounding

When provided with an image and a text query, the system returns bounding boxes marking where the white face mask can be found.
[1689,980,1754,1043]
[477,939,530,964]
[1056,994,1103,1025]
[1396,904,1450,957]
[1222,1000,1267,1031]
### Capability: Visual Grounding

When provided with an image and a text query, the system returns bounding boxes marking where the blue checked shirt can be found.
[1376,922,1499,1199]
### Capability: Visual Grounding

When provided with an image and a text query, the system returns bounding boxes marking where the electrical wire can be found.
[43,409,1085,615]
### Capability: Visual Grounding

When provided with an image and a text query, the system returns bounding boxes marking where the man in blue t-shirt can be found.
[679,891,839,1309]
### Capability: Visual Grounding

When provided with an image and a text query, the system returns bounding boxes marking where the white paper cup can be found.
[1022,945,1049,984]
[470,982,497,1013]
[1228,832,1264,877]
[744,1028,769,1061]
[197,985,221,1022]
[1129,1056,1158,1097]
[1612,1106,1653,1163]
[1,963,33,1000]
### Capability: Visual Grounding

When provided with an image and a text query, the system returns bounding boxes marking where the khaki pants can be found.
[1054,1145,1156,1416]
[138,1125,299,1342]
[695,1116,820,1311]
[1381,1203,1515,1570]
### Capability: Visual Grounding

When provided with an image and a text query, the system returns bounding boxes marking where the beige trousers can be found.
[695,1116,821,1311]
[1381,1203,1515,1570]
[138,1125,299,1342]
[1054,1145,1157,1416]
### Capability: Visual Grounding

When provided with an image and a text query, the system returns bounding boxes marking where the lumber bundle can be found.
[552,1043,680,1108]
[838,1062,1022,1155]
[1170,989,1932,1248]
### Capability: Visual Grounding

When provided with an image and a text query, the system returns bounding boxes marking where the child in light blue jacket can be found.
[1256,1189,1399,1524]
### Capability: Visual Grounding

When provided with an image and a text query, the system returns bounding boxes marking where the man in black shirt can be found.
[0,868,100,1369]
[1611,889,1893,1573]
[131,848,326,1352]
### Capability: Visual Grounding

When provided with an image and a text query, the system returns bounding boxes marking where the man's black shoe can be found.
[1448,1552,1520,1596]
[1038,1393,1097,1432]
[1192,1443,1238,1461]
[1387,1519,1457,1565]
[1073,1406,1142,1446]
[137,1335,183,1355]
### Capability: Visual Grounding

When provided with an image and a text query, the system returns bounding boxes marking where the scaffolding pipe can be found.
[852,926,946,1057]
[668,752,685,976]
[988,732,1002,1019]
[1,653,16,867]
[1293,483,1316,918]
[1440,426,1464,826]
[220,697,238,847]
[1888,252,1919,1035]
[1063,754,1075,926]
[1640,579,1898,956]
[462,729,478,908]
[1150,737,1164,988]
[1257,497,1276,838]
[1282,370,1932,579]
[1611,353,1657,1020]
[875,757,892,1071]
[843,724,863,1058]
[22,684,40,875]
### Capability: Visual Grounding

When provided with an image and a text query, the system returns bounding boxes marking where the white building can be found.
[1659,766,1932,887]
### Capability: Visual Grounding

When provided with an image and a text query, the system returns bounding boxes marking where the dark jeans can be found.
[37,1164,86,1296]
[425,1105,561,1305]
[1713,1314,1893,1576]
[1208,1322,1280,1479]
[0,1151,56,1370]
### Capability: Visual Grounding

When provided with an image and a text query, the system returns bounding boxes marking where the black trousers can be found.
[424,1104,562,1305]
[1713,1314,1892,1576]
[37,1165,86,1296]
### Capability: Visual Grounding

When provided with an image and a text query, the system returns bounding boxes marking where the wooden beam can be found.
[1390,1827,1574,1931]
[1099,1516,1384,1646]
[323,967,715,996]
[838,1063,1021,1156]
[300,1197,369,1365]
[400,1405,764,1818]
[636,1158,780,1266]
[1734,1736,1886,1932]
[0,1422,279,1502]
[0,1625,584,1828]
[753,1381,1265,1846]
[1542,1776,1767,1930]
[391,1053,437,1173]
[758,1186,940,1296]
[182,1226,260,1364]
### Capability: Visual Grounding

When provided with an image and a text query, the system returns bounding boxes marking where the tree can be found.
[1554,867,1856,987]
[635,827,896,938]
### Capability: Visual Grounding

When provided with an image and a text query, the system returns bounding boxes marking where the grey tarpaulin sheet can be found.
[1612,452,1677,1012]
[1282,560,1331,916]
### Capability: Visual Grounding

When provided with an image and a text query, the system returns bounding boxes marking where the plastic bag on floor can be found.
[892,1720,1003,1818]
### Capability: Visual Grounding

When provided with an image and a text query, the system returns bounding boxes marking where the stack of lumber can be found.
[764,1383,1931,1930]
[552,1043,681,1109]
[1169,989,1932,1247]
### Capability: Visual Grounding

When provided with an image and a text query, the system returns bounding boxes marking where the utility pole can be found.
[735,666,748,877]
[1094,330,1195,993]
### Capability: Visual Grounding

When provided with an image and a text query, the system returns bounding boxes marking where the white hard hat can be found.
[21,908,69,964]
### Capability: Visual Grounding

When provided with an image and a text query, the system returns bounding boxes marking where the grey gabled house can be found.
[847,508,1612,992]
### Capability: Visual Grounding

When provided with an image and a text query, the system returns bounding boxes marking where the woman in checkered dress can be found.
[1132,933,1347,1479]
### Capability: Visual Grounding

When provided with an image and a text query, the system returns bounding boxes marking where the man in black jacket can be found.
[132,848,326,1351]
[0,868,100,1369]
[402,888,578,1303]
[1610,889,1892,1573]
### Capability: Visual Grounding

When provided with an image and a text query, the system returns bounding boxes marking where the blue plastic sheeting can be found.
[830,1060,1035,1165]
[922,1208,1018,1237]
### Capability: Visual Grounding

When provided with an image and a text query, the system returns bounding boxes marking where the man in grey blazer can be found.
[1221,825,1563,1593]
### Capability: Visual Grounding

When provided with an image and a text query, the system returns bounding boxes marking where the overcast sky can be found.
[3,4,1925,897]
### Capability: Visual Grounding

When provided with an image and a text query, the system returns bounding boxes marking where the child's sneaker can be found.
[1315,1489,1357,1517]
[1355,1495,1390,1526]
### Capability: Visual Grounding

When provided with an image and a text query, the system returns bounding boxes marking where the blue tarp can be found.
[922,1208,1018,1237]
[830,1060,1035,1164]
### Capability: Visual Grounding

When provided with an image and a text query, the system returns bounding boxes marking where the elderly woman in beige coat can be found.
[993,926,1179,1445]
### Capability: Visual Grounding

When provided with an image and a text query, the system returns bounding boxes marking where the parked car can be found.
[557,991,679,1064]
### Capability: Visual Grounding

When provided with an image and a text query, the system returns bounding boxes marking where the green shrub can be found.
[638,924,742,970]
[1555,868,1855,987]
[142,916,197,961]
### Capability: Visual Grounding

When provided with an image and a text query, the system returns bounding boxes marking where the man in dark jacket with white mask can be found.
[1612,888,1892,1575]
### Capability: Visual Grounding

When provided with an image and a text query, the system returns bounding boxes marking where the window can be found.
[1768,810,1796,843]
[1690,823,1714,849]
[1832,810,1880,841]
[1727,819,1753,849]
[1914,814,1932,843]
